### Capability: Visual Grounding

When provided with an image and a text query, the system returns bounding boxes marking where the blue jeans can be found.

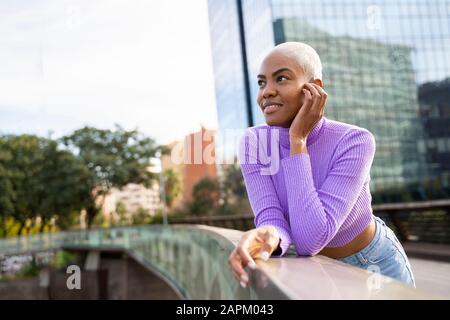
[337,216,416,287]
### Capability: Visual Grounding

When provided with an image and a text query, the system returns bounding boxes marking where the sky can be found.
[0,0,218,145]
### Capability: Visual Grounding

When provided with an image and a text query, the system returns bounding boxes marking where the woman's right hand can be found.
[228,225,280,288]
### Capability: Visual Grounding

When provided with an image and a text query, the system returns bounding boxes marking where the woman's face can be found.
[257,51,308,127]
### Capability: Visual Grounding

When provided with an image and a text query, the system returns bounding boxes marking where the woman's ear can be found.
[312,78,323,88]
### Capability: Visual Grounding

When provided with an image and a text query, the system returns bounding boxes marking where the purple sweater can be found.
[239,116,376,257]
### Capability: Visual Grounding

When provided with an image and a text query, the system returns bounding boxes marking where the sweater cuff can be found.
[256,222,292,257]
[269,225,292,258]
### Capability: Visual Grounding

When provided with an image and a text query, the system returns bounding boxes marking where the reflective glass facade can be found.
[207,0,450,200]
[207,0,250,132]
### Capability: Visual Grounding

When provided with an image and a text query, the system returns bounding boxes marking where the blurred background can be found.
[0,0,449,299]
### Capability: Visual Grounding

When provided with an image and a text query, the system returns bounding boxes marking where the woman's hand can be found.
[289,82,328,141]
[228,226,280,288]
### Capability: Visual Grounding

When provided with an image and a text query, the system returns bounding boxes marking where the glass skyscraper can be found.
[207,0,450,201]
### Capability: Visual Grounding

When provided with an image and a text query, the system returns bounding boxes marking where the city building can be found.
[101,183,161,224]
[418,78,450,183]
[162,126,218,208]
[207,0,450,199]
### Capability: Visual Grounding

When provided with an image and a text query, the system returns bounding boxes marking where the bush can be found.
[51,250,78,270]
[132,207,152,225]
[16,257,41,279]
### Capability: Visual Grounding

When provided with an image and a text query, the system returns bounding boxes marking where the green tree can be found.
[132,206,152,225]
[61,125,160,227]
[0,162,14,237]
[216,164,251,216]
[0,135,47,235]
[220,164,247,205]
[163,169,181,209]
[0,135,91,235]
[189,177,220,216]
[115,201,128,225]
[38,139,91,231]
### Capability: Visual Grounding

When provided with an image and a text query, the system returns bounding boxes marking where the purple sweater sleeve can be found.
[239,129,293,257]
[281,129,376,256]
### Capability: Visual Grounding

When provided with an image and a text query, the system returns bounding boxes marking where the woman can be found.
[228,42,415,288]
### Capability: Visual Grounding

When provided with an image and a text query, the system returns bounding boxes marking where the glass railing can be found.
[0,225,441,299]
[60,225,290,299]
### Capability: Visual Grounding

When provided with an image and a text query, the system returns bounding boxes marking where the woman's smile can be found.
[263,104,283,115]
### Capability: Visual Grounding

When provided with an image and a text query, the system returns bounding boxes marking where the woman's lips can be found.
[264,104,282,115]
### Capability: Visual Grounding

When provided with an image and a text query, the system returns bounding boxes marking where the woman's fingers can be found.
[228,227,281,288]
[255,235,264,243]
[291,83,328,138]
[305,82,320,97]
[304,83,322,113]
[315,83,328,99]
[295,88,313,127]
[259,230,280,260]
[302,89,313,110]
[237,238,257,270]
[315,85,328,116]
[228,249,249,287]
[308,83,328,115]
[228,235,259,287]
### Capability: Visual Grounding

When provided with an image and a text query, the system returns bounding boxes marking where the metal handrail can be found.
[0,224,440,299]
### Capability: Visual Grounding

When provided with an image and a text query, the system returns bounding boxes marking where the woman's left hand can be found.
[289,83,328,140]
[228,226,280,288]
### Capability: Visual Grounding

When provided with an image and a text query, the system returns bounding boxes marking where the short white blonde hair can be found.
[272,42,323,80]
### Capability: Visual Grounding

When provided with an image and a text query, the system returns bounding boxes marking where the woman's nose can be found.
[262,83,277,98]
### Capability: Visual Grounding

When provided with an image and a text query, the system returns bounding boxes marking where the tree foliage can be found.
[163,169,181,209]
[220,164,247,205]
[0,125,161,235]
[60,125,160,227]
[0,135,90,235]
[189,177,220,216]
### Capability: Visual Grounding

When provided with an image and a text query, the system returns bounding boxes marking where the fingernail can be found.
[261,251,270,261]
[240,281,247,288]
[248,261,256,269]
[241,274,249,282]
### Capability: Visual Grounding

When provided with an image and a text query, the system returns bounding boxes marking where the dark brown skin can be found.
[256,50,328,154]
[229,49,375,288]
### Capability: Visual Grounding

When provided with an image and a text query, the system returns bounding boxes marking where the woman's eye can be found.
[257,80,265,87]
[277,75,288,82]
